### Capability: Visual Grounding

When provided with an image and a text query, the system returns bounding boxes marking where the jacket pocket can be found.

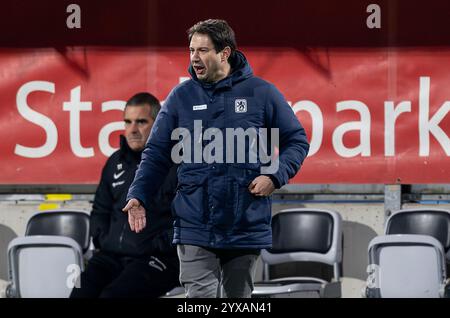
[172,174,208,229]
[234,177,272,231]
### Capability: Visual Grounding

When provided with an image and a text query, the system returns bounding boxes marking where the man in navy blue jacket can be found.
[123,19,309,298]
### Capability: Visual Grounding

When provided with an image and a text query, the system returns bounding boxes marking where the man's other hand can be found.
[248,176,275,197]
[122,198,146,233]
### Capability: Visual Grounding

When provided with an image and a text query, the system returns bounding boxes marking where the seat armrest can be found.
[441,278,450,298]
[320,281,341,298]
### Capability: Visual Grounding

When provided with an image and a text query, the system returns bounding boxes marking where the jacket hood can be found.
[188,50,253,89]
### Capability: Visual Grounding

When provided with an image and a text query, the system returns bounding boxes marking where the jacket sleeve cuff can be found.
[136,198,146,209]
[265,174,281,189]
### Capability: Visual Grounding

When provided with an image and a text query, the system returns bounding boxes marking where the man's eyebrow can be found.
[190,46,210,50]
[124,118,149,122]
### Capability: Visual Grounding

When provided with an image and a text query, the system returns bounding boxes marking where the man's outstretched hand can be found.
[122,198,146,233]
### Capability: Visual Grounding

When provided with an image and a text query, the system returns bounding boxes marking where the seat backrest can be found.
[271,210,334,253]
[8,236,84,298]
[261,208,343,280]
[385,209,450,253]
[25,210,90,253]
[367,234,446,298]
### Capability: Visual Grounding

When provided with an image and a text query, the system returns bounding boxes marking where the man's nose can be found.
[191,51,200,61]
[129,122,139,132]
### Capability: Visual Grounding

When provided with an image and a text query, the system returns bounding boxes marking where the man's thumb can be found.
[122,199,137,212]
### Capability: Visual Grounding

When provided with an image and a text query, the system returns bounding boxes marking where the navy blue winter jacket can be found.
[127,51,309,249]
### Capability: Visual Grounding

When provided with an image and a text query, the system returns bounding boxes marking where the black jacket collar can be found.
[119,135,142,163]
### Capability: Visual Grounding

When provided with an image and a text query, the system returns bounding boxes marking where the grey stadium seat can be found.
[6,210,90,298]
[25,210,90,254]
[252,208,343,298]
[385,208,450,260]
[365,234,449,298]
[7,236,84,298]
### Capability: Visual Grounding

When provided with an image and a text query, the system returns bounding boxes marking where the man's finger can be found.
[136,218,143,233]
[140,218,145,232]
[134,220,139,233]
[136,218,141,233]
[250,182,261,194]
[128,213,135,231]
[136,222,141,233]
[248,180,257,191]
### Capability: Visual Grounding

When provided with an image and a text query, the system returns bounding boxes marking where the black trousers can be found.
[70,251,180,298]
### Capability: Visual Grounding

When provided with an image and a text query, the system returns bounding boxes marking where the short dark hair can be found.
[188,19,237,59]
[125,92,161,120]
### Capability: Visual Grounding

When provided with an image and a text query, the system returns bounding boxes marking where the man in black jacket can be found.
[70,92,179,298]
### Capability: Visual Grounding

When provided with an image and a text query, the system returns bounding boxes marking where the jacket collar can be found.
[119,135,142,163]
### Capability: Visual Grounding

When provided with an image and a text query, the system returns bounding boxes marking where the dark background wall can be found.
[1,0,449,48]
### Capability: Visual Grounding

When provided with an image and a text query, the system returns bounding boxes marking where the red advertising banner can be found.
[1,47,449,184]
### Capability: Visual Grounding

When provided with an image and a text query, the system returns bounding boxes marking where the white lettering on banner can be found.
[13,76,450,160]
[98,101,126,156]
[14,81,58,158]
[293,76,450,158]
[292,100,323,156]
[63,86,94,158]
[14,82,126,159]
[384,101,411,156]
[419,77,450,156]
[332,101,371,158]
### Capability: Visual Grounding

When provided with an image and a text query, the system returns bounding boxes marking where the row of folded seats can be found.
[5,208,450,298]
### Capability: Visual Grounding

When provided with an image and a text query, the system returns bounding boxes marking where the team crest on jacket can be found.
[235,99,247,113]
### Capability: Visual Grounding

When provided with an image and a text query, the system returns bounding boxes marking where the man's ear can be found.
[221,46,231,62]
